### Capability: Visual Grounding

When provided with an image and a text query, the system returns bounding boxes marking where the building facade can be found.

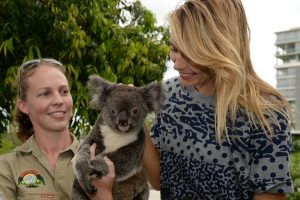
[275,27,300,134]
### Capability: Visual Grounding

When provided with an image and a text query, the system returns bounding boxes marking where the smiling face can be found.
[169,36,212,89]
[17,65,73,134]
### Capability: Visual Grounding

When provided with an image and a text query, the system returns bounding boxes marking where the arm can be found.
[88,144,115,200]
[0,155,17,200]
[89,156,115,200]
[142,128,160,190]
[248,114,293,199]
[252,193,285,200]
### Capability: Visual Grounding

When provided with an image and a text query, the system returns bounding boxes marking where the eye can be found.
[169,40,179,53]
[112,109,116,114]
[38,91,50,97]
[60,88,70,96]
[131,108,138,115]
[170,44,178,53]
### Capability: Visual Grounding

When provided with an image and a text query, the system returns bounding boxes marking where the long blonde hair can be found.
[168,0,292,141]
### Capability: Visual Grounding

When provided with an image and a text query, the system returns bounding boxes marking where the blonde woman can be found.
[143,0,294,199]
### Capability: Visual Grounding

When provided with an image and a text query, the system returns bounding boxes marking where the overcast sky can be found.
[140,0,300,87]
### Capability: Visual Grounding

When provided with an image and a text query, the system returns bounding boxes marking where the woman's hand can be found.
[88,143,116,200]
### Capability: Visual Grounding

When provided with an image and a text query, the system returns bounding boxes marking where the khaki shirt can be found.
[0,134,79,200]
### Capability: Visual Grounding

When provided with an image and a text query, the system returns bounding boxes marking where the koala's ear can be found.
[142,82,165,112]
[87,75,113,110]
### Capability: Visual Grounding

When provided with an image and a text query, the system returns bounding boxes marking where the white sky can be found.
[140,0,300,87]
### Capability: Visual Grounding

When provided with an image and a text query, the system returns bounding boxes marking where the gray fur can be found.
[72,75,164,200]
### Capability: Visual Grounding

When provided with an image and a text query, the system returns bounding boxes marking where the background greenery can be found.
[286,135,300,200]
[0,0,169,139]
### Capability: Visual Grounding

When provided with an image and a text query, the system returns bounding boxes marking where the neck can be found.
[34,130,72,168]
[196,79,214,96]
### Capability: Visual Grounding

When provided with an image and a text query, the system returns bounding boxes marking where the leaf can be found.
[34,46,41,58]
[28,46,34,59]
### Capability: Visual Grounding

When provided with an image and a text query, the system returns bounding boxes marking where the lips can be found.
[48,111,66,118]
[179,72,195,79]
[118,124,130,133]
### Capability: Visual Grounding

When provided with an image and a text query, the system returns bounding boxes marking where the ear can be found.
[142,82,165,112]
[17,100,29,114]
[87,75,114,110]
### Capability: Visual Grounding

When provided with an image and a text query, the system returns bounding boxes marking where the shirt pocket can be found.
[17,187,56,200]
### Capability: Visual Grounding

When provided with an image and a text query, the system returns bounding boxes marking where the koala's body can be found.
[72,75,164,200]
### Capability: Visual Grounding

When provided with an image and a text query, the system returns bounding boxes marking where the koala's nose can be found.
[118,110,129,126]
[118,119,128,127]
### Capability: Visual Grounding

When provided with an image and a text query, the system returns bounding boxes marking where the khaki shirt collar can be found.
[13,133,79,155]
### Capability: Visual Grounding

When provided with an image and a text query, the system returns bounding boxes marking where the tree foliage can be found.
[0,0,169,139]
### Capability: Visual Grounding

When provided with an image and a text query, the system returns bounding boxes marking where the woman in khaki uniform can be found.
[0,58,115,200]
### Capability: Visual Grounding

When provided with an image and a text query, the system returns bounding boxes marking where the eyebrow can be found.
[168,40,179,50]
[35,84,69,91]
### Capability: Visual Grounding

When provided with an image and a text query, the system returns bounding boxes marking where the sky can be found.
[140,0,300,87]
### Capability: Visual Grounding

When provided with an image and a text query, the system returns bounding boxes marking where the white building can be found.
[275,27,300,134]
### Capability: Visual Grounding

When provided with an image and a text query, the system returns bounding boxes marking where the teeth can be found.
[181,73,193,78]
[50,111,65,117]
[118,125,130,133]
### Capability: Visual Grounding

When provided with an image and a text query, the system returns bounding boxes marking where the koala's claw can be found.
[89,170,102,178]
[85,183,97,194]
[89,159,108,178]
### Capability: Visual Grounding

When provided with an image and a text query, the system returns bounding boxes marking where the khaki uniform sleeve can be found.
[0,155,17,200]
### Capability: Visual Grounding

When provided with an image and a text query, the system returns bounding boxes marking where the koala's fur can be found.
[72,75,164,200]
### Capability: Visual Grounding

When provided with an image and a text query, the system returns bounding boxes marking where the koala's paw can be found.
[85,183,97,194]
[72,179,93,199]
[89,157,109,178]
[74,174,97,195]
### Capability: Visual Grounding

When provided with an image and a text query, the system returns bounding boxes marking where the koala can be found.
[72,75,164,200]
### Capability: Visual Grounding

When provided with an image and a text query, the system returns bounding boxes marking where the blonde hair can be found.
[168,0,292,141]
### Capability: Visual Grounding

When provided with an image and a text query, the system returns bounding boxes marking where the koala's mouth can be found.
[116,113,131,132]
[118,124,130,133]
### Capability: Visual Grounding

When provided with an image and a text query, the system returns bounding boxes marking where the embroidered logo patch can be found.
[18,169,45,188]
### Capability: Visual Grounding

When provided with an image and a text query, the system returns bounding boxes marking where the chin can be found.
[51,123,69,132]
[179,77,198,87]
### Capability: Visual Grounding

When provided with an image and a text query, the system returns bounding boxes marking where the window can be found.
[277,78,295,87]
[277,68,288,77]
[286,43,295,53]
[278,89,295,98]
[277,68,296,77]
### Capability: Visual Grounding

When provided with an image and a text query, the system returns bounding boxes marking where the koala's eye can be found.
[131,108,138,115]
[112,109,116,114]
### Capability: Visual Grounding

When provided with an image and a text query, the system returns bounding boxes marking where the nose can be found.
[171,53,186,71]
[118,110,129,126]
[52,91,64,105]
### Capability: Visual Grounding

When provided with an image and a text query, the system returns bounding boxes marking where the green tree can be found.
[286,135,300,200]
[0,0,169,140]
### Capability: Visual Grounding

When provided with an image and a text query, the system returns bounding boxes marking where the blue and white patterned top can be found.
[151,77,293,200]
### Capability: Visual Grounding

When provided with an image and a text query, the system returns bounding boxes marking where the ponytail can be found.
[15,107,34,142]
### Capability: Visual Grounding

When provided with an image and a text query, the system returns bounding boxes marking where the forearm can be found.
[90,189,113,200]
[252,193,285,200]
[142,129,160,190]
[88,148,115,200]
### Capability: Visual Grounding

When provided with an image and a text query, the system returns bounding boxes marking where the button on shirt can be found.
[0,134,79,200]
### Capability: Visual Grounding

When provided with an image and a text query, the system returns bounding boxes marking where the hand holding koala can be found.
[72,75,164,200]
